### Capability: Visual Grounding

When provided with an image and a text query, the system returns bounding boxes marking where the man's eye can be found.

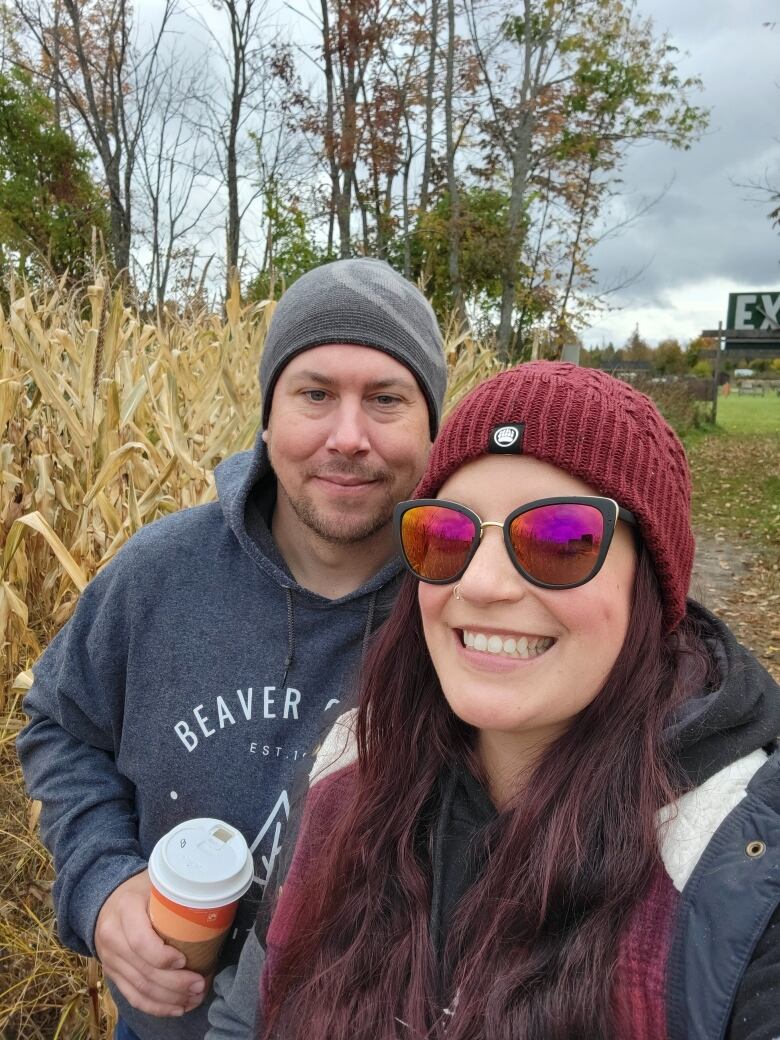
[374,395,402,407]
[303,389,328,402]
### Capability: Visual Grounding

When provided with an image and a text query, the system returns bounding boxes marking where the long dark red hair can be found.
[263,543,711,1039]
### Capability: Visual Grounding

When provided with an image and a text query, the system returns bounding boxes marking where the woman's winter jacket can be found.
[252,603,780,1039]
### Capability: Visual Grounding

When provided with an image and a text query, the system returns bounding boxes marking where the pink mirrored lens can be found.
[400,506,476,580]
[509,503,604,585]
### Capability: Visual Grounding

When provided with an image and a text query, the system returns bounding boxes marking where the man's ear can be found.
[261,429,268,443]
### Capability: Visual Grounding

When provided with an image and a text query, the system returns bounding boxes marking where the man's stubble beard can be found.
[278,480,399,546]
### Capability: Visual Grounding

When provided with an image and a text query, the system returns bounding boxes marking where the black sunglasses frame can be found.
[393,496,637,591]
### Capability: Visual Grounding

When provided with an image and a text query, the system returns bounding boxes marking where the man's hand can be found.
[95,870,207,1017]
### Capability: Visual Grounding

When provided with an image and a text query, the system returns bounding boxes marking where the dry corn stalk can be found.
[1,275,274,1037]
[1,277,273,696]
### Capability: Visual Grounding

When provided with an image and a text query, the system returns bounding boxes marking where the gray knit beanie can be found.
[260,259,447,439]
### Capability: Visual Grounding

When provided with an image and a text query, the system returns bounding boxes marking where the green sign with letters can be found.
[727,292,780,329]
[726,292,780,349]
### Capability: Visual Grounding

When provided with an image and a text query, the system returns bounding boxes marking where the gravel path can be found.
[691,531,780,679]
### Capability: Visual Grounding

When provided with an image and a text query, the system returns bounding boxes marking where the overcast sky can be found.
[585,0,780,346]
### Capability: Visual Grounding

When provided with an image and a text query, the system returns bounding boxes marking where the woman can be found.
[257,363,780,1040]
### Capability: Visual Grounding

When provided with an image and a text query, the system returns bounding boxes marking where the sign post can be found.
[712,322,723,424]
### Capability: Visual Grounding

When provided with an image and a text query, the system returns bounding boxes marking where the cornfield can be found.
[0,273,500,1039]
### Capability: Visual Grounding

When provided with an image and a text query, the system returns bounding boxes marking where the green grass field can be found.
[716,392,780,435]
[687,392,780,549]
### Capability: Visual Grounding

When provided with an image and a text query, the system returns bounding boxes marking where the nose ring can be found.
[453,584,461,600]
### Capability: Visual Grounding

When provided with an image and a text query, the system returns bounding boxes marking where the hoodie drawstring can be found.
[280,586,378,689]
[361,591,378,664]
[280,586,295,688]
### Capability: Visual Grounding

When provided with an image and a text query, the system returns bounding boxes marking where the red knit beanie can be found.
[414,362,695,632]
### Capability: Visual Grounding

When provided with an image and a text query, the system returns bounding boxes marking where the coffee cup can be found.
[148,818,254,977]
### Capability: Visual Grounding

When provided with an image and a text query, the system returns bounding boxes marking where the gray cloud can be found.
[588,0,780,340]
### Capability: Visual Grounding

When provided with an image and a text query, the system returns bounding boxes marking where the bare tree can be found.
[194,0,284,293]
[306,0,390,257]
[14,0,176,276]
[322,0,357,256]
[252,47,313,289]
[444,0,467,328]
[383,24,424,275]
[281,0,445,268]
[359,3,427,261]
[136,59,221,311]
[222,0,262,284]
[418,0,438,214]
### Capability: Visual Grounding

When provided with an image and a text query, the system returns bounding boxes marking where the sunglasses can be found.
[394,496,637,591]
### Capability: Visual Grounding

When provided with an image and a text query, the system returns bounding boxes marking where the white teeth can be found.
[461,630,554,660]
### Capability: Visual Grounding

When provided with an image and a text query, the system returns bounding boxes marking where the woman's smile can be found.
[460,628,556,659]
[451,626,557,674]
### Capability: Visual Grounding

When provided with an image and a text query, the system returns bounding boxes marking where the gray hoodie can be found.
[17,436,402,1040]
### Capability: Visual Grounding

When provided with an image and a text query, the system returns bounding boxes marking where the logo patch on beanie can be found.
[489,424,524,453]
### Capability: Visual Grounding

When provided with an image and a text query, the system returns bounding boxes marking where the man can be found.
[17,258,447,1040]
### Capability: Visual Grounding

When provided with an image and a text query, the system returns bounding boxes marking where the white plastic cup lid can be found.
[148,818,254,908]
